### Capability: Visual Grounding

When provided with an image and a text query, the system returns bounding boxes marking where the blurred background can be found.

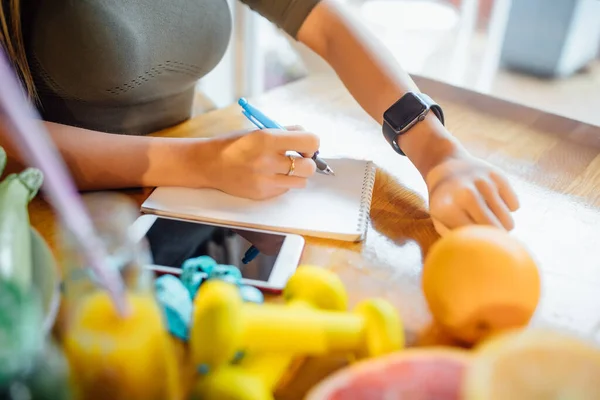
[196,0,600,127]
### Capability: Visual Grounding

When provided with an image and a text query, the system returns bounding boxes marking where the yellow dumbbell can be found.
[190,352,292,400]
[189,266,404,400]
[190,265,404,370]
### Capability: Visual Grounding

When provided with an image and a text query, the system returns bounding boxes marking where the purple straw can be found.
[0,51,129,316]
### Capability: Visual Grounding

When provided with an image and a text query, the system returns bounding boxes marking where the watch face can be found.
[384,94,428,132]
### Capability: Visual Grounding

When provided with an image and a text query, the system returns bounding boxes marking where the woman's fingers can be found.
[490,170,520,212]
[431,192,477,229]
[267,129,320,156]
[458,185,504,229]
[475,179,515,230]
[269,174,309,189]
[436,210,475,230]
[273,155,317,178]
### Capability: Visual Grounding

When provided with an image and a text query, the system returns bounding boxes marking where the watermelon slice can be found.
[306,348,470,400]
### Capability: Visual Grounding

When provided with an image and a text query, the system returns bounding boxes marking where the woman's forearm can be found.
[299,0,464,177]
[0,121,211,191]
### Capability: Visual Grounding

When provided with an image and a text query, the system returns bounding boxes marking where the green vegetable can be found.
[0,146,6,176]
[0,279,44,388]
[0,168,44,290]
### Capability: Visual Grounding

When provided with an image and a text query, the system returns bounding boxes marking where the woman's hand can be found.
[196,128,320,200]
[426,153,520,232]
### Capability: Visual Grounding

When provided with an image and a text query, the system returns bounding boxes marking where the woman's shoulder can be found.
[240,0,322,38]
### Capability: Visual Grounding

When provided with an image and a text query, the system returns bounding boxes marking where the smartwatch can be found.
[382,92,444,156]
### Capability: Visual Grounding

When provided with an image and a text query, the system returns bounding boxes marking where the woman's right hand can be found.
[196,128,320,200]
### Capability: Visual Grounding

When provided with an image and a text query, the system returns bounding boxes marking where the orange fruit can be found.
[306,347,471,400]
[464,328,600,399]
[422,226,541,345]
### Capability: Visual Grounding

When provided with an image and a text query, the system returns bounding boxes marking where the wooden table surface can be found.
[29,73,600,398]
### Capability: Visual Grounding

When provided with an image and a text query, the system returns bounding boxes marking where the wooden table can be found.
[29,73,600,399]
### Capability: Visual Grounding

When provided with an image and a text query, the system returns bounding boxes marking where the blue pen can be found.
[237,98,335,264]
[238,98,335,176]
[242,245,260,265]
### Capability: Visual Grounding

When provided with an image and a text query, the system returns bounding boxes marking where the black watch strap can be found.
[419,93,445,126]
[383,93,445,156]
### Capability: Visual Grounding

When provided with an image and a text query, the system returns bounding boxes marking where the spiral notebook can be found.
[140,158,376,242]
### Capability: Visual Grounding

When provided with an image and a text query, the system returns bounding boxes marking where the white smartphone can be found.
[131,215,305,293]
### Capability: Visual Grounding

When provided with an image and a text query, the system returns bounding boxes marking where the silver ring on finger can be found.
[286,155,296,176]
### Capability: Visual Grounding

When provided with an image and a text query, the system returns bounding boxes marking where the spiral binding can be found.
[357,161,376,237]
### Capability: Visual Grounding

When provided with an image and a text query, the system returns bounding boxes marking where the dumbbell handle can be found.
[193,353,297,400]
[240,301,365,355]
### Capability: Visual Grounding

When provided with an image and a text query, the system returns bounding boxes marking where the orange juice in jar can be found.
[60,193,182,400]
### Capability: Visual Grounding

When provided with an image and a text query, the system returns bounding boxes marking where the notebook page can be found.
[141,158,374,241]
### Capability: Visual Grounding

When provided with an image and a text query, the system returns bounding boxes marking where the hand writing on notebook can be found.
[201,127,320,200]
[425,153,520,232]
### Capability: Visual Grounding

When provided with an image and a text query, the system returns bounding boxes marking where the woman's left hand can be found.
[425,153,520,231]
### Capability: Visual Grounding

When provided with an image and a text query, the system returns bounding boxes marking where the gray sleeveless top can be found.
[24,0,320,135]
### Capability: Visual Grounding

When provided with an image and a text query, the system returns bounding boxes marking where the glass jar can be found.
[59,193,182,400]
